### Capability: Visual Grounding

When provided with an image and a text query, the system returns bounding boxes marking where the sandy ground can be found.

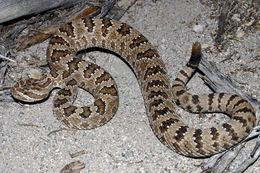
[1,0,259,172]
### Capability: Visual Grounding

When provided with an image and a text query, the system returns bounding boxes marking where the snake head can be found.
[12,75,54,102]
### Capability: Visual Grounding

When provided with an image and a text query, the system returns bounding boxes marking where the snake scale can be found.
[12,17,256,157]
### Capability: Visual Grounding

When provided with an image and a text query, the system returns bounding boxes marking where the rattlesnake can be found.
[12,17,256,157]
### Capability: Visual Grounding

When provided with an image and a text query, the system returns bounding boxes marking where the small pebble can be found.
[231,14,241,22]
[236,30,245,38]
[193,24,204,33]
[201,44,209,49]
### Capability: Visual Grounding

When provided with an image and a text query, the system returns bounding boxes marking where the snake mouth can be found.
[12,87,49,103]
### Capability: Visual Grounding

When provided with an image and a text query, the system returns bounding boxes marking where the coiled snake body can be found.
[12,17,255,157]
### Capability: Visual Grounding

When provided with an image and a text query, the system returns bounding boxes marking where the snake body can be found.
[12,17,255,157]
